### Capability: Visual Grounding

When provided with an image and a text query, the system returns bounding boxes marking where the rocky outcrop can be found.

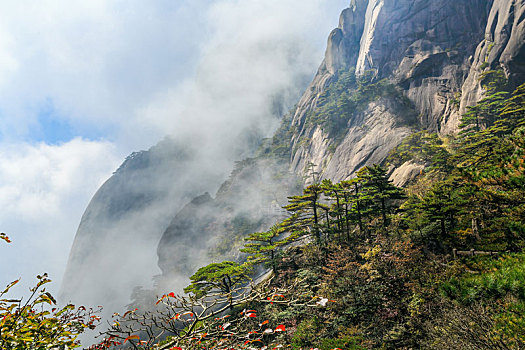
[60,138,224,309]
[291,97,416,183]
[288,0,524,182]
[460,0,525,120]
[290,0,368,139]
[389,161,427,187]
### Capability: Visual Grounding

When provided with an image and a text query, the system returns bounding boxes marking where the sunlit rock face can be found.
[289,0,524,182]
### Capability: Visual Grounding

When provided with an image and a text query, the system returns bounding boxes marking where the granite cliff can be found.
[289,0,524,183]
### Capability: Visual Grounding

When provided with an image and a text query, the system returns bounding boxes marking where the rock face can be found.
[60,138,224,309]
[289,0,525,182]
[461,0,525,118]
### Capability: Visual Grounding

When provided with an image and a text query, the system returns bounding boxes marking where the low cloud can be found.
[0,139,121,295]
[0,0,348,311]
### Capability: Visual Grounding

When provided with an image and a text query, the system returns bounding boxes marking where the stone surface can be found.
[291,97,416,183]
[389,161,426,187]
[460,0,525,122]
[60,138,223,310]
[288,0,524,183]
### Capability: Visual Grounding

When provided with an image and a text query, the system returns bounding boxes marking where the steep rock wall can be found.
[60,139,224,309]
[461,0,525,118]
[289,0,524,182]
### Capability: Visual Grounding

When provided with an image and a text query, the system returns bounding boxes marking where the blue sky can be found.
[0,0,348,297]
[30,99,109,144]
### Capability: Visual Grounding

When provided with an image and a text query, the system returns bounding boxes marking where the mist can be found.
[0,0,348,345]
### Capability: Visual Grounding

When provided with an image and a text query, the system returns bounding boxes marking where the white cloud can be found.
[0,0,347,148]
[0,139,121,295]
[0,0,349,300]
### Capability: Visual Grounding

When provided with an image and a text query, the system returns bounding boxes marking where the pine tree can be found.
[184,261,251,301]
[321,179,345,239]
[356,165,405,228]
[241,225,285,272]
[282,183,328,244]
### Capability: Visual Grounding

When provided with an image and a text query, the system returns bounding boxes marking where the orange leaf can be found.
[123,335,139,344]
[156,295,166,305]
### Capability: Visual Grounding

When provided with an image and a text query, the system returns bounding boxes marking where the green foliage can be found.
[241,225,288,272]
[442,254,525,304]
[290,317,321,349]
[184,261,251,299]
[480,69,508,93]
[304,68,411,143]
[356,164,406,228]
[282,183,328,244]
[318,336,365,350]
[387,131,452,172]
[0,274,99,349]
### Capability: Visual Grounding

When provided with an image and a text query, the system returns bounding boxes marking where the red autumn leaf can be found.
[275,325,286,332]
[0,233,11,243]
[168,292,175,298]
[246,313,256,317]
[260,320,269,326]
[169,347,182,350]
[123,335,139,344]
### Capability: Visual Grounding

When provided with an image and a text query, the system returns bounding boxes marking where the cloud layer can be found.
[0,139,120,295]
[0,0,348,297]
